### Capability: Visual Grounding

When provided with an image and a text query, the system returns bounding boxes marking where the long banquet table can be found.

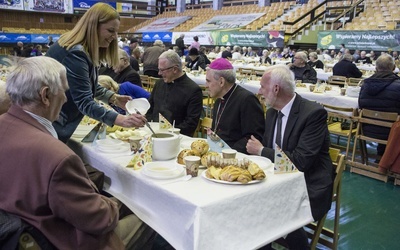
[67,126,313,250]
[188,73,359,109]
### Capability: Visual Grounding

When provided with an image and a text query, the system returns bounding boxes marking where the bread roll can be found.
[177,149,200,164]
[191,140,209,155]
[201,151,220,167]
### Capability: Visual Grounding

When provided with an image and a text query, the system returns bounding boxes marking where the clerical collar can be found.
[167,73,185,84]
[221,84,237,100]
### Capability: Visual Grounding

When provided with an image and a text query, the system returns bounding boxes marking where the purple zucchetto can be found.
[208,58,233,70]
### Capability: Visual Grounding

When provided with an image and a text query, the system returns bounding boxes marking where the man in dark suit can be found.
[247,64,334,248]
[175,34,185,57]
[333,53,363,78]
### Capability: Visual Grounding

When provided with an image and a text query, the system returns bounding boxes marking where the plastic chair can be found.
[306,148,345,250]
[348,109,399,182]
[323,104,358,162]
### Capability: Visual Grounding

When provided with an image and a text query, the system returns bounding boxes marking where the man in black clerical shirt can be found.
[146,50,202,136]
[205,58,264,154]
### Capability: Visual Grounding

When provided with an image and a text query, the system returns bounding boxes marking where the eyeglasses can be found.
[158,65,177,73]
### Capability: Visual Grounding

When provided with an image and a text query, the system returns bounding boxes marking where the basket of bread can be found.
[204,155,266,184]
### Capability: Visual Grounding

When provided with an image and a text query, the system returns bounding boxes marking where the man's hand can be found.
[246,135,264,156]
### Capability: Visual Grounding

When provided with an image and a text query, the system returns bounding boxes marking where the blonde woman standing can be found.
[46,3,146,142]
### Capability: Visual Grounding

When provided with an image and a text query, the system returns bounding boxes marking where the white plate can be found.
[96,138,124,147]
[241,155,272,170]
[95,142,130,154]
[144,162,178,175]
[201,171,264,185]
[180,138,207,149]
[142,164,184,179]
[109,130,147,140]
[126,98,150,115]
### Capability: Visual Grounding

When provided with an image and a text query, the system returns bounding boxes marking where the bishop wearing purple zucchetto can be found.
[205,58,265,154]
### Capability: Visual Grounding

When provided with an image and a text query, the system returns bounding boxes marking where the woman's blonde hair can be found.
[57,3,120,67]
[98,75,119,92]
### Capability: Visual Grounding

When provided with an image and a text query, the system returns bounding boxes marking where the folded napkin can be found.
[207,135,231,153]
[126,136,152,170]
[159,113,172,130]
[313,85,326,93]
[274,144,298,173]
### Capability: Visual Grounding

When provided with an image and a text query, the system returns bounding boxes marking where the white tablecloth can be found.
[295,85,359,109]
[68,129,313,250]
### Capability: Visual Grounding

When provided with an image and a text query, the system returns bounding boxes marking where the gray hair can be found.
[0,79,10,114]
[6,57,67,106]
[118,48,129,59]
[159,50,182,69]
[264,64,295,94]
[296,52,308,62]
[207,68,236,84]
[375,54,395,72]
[153,40,164,46]
[309,52,318,60]
[341,53,353,62]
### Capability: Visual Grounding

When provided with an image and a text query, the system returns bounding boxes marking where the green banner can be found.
[215,31,284,47]
[318,31,400,51]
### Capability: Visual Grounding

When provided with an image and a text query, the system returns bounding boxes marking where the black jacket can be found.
[146,74,203,136]
[332,60,362,78]
[113,66,142,87]
[359,72,400,140]
[261,95,334,221]
[290,64,317,83]
[212,85,265,154]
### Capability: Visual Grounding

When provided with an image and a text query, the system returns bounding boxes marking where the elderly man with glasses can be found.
[146,50,203,136]
[289,51,317,84]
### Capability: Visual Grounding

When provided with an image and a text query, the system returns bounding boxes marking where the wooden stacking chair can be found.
[194,117,212,138]
[323,104,358,161]
[140,75,150,91]
[348,109,399,182]
[199,85,215,119]
[306,148,345,250]
[238,67,253,77]
[346,78,363,86]
[147,76,159,93]
[327,75,347,87]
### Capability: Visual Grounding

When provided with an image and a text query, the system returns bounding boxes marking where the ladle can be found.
[134,108,157,137]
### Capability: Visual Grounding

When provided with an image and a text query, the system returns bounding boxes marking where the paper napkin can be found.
[313,84,326,93]
[274,144,298,173]
[126,136,152,170]
[207,135,231,153]
[159,113,172,130]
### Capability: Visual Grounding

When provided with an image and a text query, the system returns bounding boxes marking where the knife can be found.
[81,123,103,143]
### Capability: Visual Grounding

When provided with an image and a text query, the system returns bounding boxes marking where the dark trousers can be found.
[258,227,309,250]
